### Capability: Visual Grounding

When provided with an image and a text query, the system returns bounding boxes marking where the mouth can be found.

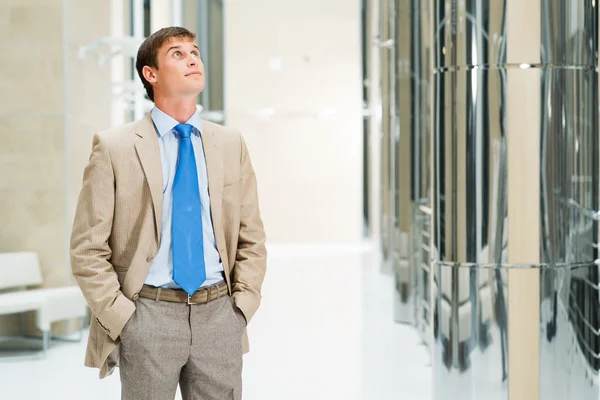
[186,72,203,77]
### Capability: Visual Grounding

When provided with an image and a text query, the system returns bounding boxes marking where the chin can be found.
[181,85,204,98]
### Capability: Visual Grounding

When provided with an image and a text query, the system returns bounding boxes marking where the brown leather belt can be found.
[139,281,228,305]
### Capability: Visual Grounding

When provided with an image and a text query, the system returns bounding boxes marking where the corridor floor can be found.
[0,242,431,400]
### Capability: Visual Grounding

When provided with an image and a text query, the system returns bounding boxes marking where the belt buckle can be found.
[187,293,198,305]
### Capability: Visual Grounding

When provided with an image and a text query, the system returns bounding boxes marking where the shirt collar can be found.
[151,106,203,138]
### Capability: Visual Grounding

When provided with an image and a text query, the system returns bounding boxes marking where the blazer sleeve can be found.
[231,134,267,324]
[70,133,135,341]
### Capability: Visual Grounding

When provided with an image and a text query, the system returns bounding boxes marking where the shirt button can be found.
[146,255,154,262]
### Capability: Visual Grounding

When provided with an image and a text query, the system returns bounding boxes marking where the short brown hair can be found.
[135,26,196,102]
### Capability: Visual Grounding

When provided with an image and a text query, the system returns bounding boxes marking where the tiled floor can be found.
[0,242,431,399]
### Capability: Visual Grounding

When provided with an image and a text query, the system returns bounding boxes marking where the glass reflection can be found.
[430,0,599,399]
[539,1,599,399]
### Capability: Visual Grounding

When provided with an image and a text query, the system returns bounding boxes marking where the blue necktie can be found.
[172,123,206,295]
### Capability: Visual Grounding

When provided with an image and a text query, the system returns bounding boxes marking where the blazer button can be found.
[132,294,139,301]
[146,255,154,263]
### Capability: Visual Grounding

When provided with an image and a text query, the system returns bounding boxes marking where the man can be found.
[70,26,267,400]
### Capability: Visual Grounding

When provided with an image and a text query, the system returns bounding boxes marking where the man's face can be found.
[149,38,205,99]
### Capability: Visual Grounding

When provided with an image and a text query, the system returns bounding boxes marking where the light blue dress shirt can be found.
[144,106,224,289]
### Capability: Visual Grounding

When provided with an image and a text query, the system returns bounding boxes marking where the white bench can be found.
[0,252,88,357]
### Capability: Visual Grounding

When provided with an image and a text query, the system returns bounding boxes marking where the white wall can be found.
[224,0,364,243]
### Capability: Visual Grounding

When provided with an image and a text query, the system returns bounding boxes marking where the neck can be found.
[153,97,197,123]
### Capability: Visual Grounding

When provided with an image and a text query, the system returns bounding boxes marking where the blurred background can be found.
[3,1,600,400]
[0,0,420,399]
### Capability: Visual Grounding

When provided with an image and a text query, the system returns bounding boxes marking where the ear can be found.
[142,65,158,84]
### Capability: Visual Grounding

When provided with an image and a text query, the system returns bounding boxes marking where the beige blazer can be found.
[70,113,267,378]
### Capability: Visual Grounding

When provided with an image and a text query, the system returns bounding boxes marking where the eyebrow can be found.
[166,44,200,53]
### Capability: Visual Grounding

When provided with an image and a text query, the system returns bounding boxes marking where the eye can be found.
[174,51,181,57]
[191,51,199,57]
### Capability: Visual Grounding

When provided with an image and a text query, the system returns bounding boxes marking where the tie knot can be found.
[174,123,194,139]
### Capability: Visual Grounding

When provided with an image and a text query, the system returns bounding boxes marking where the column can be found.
[414,0,434,344]
[430,0,599,399]
[379,0,396,273]
[393,0,415,324]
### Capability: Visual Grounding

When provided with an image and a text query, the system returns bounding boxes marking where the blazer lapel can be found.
[201,121,224,256]
[135,113,163,242]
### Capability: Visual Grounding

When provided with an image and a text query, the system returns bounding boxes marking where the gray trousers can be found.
[119,293,246,400]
